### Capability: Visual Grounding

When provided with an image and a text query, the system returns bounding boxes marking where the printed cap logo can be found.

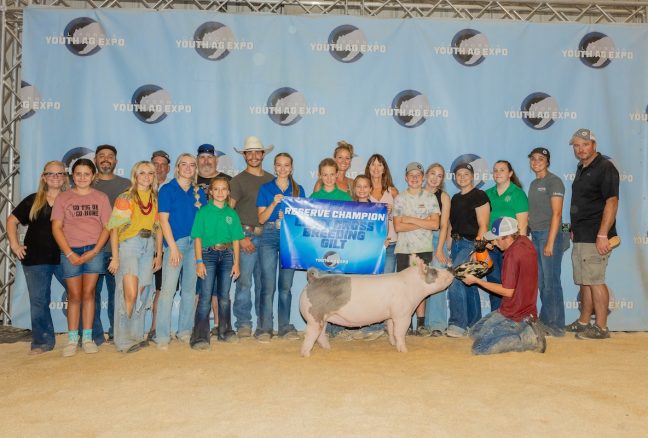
[328,25,367,63]
[64,17,106,56]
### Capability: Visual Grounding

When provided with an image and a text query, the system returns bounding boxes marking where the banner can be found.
[280,198,387,274]
[12,8,648,330]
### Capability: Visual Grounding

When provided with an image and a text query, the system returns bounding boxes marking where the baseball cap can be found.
[484,217,519,240]
[453,162,474,174]
[151,150,170,163]
[197,143,216,156]
[405,162,424,175]
[95,144,117,156]
[528,147,550,163]
[570,128,596,144]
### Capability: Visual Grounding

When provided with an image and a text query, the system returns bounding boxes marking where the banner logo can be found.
[452,29,489,66]
[450,154,489,189]
[251,87,325,126]
[327,25,368,63]
[503,92,577,130]
[55,17,114,56]
[375,90,449,128]
[19,81,61,119]
[629,105,648,122]
[113,85,191,124]
[61,147,95,173]
[180,22,253,61]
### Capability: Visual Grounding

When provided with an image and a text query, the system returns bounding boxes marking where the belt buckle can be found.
[139,229,152,238]
[253,226,263,236]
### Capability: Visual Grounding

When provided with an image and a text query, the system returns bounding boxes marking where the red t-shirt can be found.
[498,235,538,322]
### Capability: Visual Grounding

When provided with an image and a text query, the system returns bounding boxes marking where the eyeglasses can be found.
[44,172,66,177]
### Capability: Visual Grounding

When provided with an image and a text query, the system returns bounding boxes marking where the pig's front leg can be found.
[301,322,324,357]
[392,317,409,353]
[317,322,331,350]
[386,319,396,346]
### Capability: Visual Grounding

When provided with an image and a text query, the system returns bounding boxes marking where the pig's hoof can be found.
[301,348,312,357]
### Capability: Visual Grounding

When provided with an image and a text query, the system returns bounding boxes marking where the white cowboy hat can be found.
[234,136,274,154]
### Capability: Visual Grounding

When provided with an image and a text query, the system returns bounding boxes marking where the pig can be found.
[299,255,454,356]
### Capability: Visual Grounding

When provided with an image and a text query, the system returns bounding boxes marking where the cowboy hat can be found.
[234,136,274,154]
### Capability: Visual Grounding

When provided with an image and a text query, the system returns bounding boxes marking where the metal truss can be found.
[0,0,646,324]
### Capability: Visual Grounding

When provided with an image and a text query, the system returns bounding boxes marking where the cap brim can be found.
[483,231,497,241]
[233,144,274,154]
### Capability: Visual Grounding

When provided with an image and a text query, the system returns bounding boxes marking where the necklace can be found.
[136,191,153,215]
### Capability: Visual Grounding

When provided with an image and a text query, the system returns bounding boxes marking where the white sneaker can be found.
[82,340,99,354]
[62,342,78,357]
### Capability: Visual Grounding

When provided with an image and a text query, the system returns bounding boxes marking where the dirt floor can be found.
[2,332,647,437]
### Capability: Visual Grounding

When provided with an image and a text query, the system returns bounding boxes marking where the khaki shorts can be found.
[571,242,609,285]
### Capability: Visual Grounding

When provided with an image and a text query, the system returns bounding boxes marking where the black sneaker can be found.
[576,324,610,340]
[565,319,589,333]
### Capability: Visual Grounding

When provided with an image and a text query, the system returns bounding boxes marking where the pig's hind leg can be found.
[316,322,331,350]
[392,317,409,353]
[301,322,324,357]
[386,319,396,346]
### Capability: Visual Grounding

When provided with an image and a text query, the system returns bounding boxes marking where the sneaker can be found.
[525,318,547,353]
[237,326,252,338]
[363,329,385,341]
[335,329,356,341]
[536,320,565,337]
[255,332,272,344]
[576,324,610,340]
[416,326,432,337]
[147,330,156,343]
[210,326,219,337]
[280,329,301,341]
[105,334,114,344]
[62,342,78,357]
[224,331,240,344]
[406,328,415,336]
[126,343,142,354]
[82,340,99,354]
[430,330,444,337]
[565,319,589,333]
[191,341,211,350]
[178,334,191,344]
[445,325,466,338]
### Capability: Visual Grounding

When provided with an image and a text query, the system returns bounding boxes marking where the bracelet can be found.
[65,251,74,258]
[596,235,608,238]
[195,259,204,264]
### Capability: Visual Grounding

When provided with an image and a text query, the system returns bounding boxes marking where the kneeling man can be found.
[462,217,546,355]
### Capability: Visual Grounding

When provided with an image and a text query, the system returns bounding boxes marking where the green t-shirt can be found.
[310,186,353,201]
[485,183,528,227]
[190,202,244,247]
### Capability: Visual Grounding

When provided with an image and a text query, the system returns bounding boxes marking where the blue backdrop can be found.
[12,7,648,331]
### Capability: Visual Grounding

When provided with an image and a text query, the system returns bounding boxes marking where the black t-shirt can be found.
[450,188,490,241]
[197,173,232,193]
[11,193,60,266]
[570,153,620,243]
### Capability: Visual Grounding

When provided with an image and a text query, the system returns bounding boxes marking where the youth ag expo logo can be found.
[177,22,253,61]
[433,29,507,66]
[322,251,341,268]
[18,81,61,119]
[504,92,576,130]
[562,33,633,68]
[450,154,489,189]
[327,25,368,63]
[111,85,191,124]
[252,87,325,126]
[377,90,448,128]
[61,147,95,173]
[629,104,648,122]
[50,17,124,56]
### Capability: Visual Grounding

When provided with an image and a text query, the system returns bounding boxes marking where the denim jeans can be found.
[113,236,155,352]
[447,239,481,332]
[485,247,503,311]
[426,231,448,331]
[470,311,539,355]
[22,263,65,351]
[155,236,197,345]
[191,247,234,346]
[93,248,115,343]
[531,230,565,335]
[233,231,262,331]
[384,242,397,274]
[258,225,296,335]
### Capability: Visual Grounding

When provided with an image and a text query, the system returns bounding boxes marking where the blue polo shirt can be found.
[158,178,207,244]
[256,178,305,222]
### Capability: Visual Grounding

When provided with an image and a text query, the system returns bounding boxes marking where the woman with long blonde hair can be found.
[7,160,69,354]
[154,153,207,349]
[107,161,163,353]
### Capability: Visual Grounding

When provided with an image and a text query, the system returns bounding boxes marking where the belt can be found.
[451,233,474,241]
[138,229,152,238]
[208,243,232,251]
[242,224,263,236]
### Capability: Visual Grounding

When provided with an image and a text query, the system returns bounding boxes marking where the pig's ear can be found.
[307,268,320,283]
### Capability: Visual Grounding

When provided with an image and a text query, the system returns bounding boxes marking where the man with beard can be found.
[196,144,232,337]
[92,144,130,344]
[230,136,274,341]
